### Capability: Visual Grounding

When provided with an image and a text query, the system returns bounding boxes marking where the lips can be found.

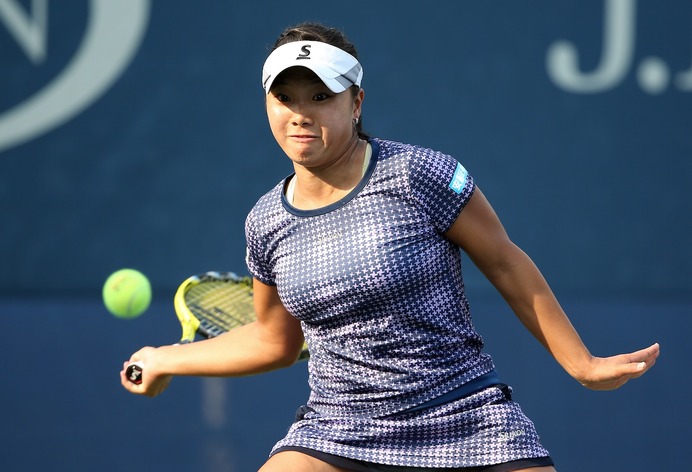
[290,134,319,142]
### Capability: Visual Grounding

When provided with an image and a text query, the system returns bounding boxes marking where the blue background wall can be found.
[0,1,689,471]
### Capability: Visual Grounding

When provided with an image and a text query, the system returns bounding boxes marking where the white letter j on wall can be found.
[546,0,636,93]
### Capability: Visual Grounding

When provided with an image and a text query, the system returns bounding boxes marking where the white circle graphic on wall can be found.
[0,0,151,153]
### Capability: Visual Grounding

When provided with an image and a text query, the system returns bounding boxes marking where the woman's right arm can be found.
[119,278,305,397]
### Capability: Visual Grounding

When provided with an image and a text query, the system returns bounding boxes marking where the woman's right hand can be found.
[120,346,173,397]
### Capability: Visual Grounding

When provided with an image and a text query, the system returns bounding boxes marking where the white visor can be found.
[262,41,363,94]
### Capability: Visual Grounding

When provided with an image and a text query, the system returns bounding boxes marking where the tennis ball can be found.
[103,268,152,319]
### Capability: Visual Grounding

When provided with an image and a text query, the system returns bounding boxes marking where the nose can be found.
[289,102,313,126]
[291,112,313,127]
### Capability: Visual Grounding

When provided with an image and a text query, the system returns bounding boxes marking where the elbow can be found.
[267,342,306,369]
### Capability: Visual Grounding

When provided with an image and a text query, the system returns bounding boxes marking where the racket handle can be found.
[125,362,143,385]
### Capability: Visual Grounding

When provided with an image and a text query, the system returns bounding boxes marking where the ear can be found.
[353,88,365,120]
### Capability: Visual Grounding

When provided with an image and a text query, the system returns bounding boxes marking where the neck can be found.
[290,137,368,209]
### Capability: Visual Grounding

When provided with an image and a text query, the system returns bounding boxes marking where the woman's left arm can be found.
[446,187,660,390]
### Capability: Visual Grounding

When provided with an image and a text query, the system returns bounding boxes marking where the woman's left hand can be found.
[577,343,660,390]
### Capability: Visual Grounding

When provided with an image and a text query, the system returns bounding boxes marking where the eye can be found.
[313,92,331,101]
[276,93,290,102]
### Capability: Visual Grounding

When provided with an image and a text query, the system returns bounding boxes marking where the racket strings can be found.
[185,281,255,337]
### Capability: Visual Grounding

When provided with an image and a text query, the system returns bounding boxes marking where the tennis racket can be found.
[125,271,309,384]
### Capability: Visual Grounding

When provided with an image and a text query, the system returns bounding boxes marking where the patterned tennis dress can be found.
[245,138,551,468]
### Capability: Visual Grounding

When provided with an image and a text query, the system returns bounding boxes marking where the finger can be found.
[612,353,657,383]
[620,361,648,377]
[630,354,658,379]
[628,342,660,363]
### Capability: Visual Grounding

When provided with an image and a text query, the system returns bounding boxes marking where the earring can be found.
[353,117,359,125]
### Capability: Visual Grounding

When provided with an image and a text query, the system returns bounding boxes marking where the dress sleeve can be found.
[408,147,476,233]
[244,206,276,286]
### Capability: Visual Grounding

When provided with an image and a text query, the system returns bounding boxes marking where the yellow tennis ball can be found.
[103,268,152,319]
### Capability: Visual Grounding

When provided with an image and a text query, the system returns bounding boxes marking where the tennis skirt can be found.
[270,383,552,469]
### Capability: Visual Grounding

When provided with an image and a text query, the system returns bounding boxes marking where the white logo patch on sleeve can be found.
[449,162,468,194]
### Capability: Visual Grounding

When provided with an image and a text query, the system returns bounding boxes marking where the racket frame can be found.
[125,271,308,384]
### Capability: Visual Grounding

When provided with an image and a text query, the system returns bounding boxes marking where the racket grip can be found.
[125,362,143,385]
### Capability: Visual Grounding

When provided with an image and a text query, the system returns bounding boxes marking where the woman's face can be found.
[265,67,363,170]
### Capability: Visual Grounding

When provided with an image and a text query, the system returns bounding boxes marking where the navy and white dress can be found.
[245,138,551,468]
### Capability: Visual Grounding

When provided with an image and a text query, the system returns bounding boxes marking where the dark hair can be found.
[270,22,368,139]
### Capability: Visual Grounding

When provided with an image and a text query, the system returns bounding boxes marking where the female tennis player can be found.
[121,22,660,471]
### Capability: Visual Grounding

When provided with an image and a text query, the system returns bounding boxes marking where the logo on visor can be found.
[296,45,311,60]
